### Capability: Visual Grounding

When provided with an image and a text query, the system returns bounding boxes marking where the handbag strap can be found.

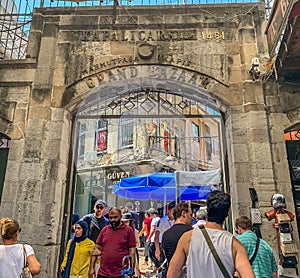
[199,226,231,278]
[249,236,260,265]
[22,244,28,268]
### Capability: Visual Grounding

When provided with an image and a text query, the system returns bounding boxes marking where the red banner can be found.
[97,130,108,151]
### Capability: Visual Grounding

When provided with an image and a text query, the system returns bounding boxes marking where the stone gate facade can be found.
[1,2,300,277]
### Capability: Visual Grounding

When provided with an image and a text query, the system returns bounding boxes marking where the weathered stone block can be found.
[0,101,16,123]
[232,143,249,163]
[139,14,164,25]
[247,128,269,144]
[44,140,60,160]
[244,103,265,113]
[72,15,99,26]
[32,88,52,106]
[19,161,42,180]
[28,107,51,121]
[41,180,56,203]
[24,138,42,160]
[43,22,58,38]
[99,15,115,25]
[48,121,63,140]
[239,43,257,65]
[111,42,134,55]
[117,15,138,24]
[42,160,59,180]
[234,162,251,182]
[51,108,64,122]
[238,28,256,43]
[17,180,41,203]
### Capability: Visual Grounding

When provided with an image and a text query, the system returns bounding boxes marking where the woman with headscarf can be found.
[61,220,95,278]
[0,217,41,278]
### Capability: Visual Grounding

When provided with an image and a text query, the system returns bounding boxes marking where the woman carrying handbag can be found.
[0,217,41,278]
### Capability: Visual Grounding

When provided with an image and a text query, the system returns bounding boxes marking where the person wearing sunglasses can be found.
[81,200,109,243]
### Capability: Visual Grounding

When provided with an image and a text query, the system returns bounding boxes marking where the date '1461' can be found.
[201,31,225,40]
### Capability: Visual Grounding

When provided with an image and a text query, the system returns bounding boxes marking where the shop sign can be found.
[266,0,295,54]
[106,170,130,181]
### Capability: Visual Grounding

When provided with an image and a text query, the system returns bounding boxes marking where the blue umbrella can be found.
[112,172,216,201]
[112,172,175,201]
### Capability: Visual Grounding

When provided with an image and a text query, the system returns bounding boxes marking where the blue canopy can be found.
[112,171,219,201]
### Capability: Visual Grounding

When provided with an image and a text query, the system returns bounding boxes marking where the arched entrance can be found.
[69,65,227,222]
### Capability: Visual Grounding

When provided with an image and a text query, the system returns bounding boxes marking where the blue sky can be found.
[13,0,259,13]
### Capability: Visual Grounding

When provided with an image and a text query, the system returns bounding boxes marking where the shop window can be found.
[78,123,86,156]
[192,122,200,141]
[205,125,212,161]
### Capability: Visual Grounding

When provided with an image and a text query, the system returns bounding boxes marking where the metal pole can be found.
[164,188,166,215]
[175,171,180,204]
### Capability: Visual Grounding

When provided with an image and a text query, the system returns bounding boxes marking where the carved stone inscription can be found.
[70,28,227,85]
[78,29,225,42]
[79,30,198,42]
[83,65,210,90]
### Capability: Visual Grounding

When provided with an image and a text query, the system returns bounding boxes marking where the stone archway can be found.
[64,64,229,230]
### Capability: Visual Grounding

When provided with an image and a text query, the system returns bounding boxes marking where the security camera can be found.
[251,57,259,67]
[249,57,260,81]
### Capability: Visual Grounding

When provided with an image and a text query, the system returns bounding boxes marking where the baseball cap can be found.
[95,199,107,207]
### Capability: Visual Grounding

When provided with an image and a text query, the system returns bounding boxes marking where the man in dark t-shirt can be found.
[81,199,109,243]
[162,202,193,264]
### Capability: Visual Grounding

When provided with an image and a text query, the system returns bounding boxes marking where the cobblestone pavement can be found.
[138,248,161,278]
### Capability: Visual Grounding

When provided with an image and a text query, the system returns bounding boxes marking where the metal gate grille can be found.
[0,0,268,60]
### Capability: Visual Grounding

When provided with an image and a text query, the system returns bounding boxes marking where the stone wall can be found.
[0,3,299,276]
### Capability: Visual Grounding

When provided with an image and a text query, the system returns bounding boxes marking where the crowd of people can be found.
[0,192,279,278]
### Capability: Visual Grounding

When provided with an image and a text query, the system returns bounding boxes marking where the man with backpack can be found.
[235,216,278,278]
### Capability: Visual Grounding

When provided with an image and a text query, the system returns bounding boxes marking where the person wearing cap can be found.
[122,212,141,278]
[125,202,139,230]
[81,199,109,243]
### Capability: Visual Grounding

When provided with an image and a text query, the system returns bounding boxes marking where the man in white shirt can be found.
[154,206,175,261]
[147,208,161,269]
